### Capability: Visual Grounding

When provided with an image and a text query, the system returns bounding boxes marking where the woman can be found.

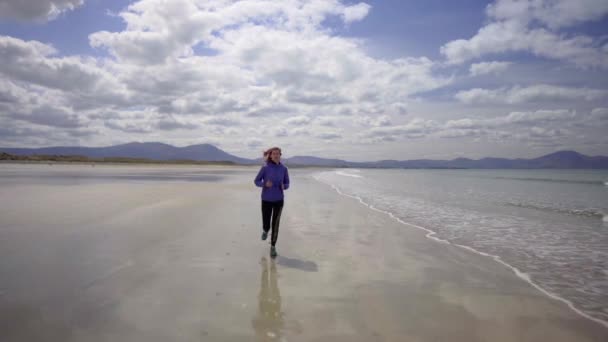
[254,146,290,258]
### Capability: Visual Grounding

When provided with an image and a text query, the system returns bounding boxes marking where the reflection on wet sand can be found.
[252,257,284,341]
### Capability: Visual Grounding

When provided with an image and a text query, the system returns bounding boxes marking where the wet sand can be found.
[0,164,606,341]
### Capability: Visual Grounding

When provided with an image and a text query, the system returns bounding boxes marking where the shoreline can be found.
[313,173,608,330]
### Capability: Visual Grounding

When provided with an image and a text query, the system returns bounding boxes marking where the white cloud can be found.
[487,0,608,29]
[444,118,485,129]
[104,120,152,134]
[89,0,372,64]
[469,61,512,76]
[590,107,608,120]
[0,36,127,104]
[202,116,239,126]
[441,0,608,68]
[442,109,584,131]
[433,108,602,146]
[84,0,449,153]
[342,3,371,24]
[246,137,263,149]
[317,132,342,140]
[314,116,338,127]
[503,109,578,124]
[437,128,485,139]
[375,115,392,126]
[157,117,199,131]
[355,115,392,127]
[366,118,439,140]
[0,0,83,22]
[284,115,311,126]
[455,84,608,104]
[11,105,82,128]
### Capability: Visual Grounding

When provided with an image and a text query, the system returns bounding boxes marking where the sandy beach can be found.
[0,164,606,341]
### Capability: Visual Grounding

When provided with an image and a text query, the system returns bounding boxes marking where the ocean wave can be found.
[504,201,605,219]
[490,176,604,186]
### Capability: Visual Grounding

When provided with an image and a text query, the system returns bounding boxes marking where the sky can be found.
[0,0,607,161]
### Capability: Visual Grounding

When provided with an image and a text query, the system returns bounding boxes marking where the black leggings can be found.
[261,200,284,247]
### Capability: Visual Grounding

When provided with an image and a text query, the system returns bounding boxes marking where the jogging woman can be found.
[254,146,290,258]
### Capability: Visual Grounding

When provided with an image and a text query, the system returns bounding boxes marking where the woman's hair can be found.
[263,146,282,162]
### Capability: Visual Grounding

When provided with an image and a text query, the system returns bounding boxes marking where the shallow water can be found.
[313,168,608,325]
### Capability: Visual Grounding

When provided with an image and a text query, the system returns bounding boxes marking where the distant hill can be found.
[0,142,254,164]
[351,150,608,169]
[285,156,351,167]
[1,143,607,169]
[285,150,608,169]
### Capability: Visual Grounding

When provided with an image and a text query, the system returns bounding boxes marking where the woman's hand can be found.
[265,180,273,187]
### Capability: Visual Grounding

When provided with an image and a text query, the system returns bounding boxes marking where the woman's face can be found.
[270,149,281,163]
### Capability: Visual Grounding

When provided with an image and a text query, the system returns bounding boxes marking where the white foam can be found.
[312,173,608,329]
[334,170,363,178]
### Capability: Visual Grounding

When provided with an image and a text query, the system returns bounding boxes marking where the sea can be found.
[313,168,608,327]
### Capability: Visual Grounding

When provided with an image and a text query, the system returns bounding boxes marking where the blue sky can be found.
[0,0,128,56]
[0,0,607,160]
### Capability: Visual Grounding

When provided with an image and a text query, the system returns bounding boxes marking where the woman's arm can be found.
[254,166,265,187]
[282,168,290,190]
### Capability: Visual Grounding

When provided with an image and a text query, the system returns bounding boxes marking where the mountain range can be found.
[1,142,607,169]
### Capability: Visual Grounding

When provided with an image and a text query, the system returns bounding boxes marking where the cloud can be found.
[454,84,608,104]
[440,0,608,68]
[0,0,83,22]
[487,0,608,29]
[286,90,348,105]
[342,3,371,24]
[284,115,311,126]
[355,115,392,127]
[375,115,392,127]
[590,107,608,120]
[246,137,263,149]
[366,118,439,140]
[202,117,239,126]
[9,105,82,128]
[444,118,485,129]
[314,116,338,127]
[503,109,578,124]
[437,128,486,139]
[0,78,33,104]
[0,124,48,140]
[317,132,341,140]
[157,118,199,131]
[273,126,288,137]
[104,121,152,134]
[435,109,597,144]
[292,127,311,136]
[0,35,127,109]
[0,118,96,147]
[89,0,372,64]
[469,61,512,76]
[528,126,569,138]
[443,109,579,128]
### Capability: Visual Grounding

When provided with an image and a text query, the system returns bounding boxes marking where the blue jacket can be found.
[254,161,290,201]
